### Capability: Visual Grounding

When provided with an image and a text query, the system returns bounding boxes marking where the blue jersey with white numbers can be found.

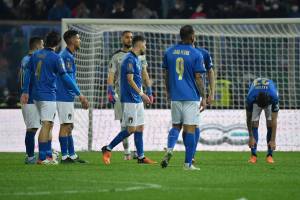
[196,47,213,71]
[56,48,77,102]
[20,54,34,104]
[120,51,142,103]
[162,44,206,101]
[27,48,67,101]
[247,78,279,111]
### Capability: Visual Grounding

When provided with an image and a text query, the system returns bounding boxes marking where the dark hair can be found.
[29,36,42,49]
[132,35,145,46]
[63,30,79,44]
[44,31,61,48]
[180,25,194,41]
[256,92,269,108]
[122,30,132,36]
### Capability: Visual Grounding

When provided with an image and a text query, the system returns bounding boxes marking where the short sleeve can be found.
[109,55,117,73]
[204,51,213,70]
[56,57,67,75]
[193,53,206,74]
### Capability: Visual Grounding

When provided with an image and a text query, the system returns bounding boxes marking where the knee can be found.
[127,127,136,134]
[42,121,53,129]
[252,121,259,128]
[136,125,144,132]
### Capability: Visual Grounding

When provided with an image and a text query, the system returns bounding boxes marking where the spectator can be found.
[72,1,90,18]
[167,0,193,19]
[17,0,34,20]
[32,0,48,20]
[109,0,131,19]
[48,0,71,20]
[190,3,206,19]
[132,0,158,19]
[288,3,300,18]
[91,2,106,18]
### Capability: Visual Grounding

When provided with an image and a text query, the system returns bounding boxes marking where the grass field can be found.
[0,151,299,200]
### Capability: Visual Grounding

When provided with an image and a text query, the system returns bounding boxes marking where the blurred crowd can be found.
[1,0,300,20]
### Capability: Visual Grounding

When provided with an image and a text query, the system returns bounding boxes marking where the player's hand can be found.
[200,98,207,112]
[146,87,154,104]
[79,95,89,109]
[141,93,151,104]
[207,94,214,105]
[268,141,276,150]
[20,93,29,105]
[248,137,256,148]
[107,85,116,104]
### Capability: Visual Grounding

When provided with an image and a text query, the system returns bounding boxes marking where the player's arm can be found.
[269,95,279,150]
[246,96,256,148]
[127,74,151,104]
[195,73,206,112]
[207,68,215,105]
[162,69,169,100]
[107,57,116,104]
[142,65,154,103]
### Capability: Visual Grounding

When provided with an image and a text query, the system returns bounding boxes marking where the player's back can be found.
[30,48,65,101]
[120,52,142,103]
[56,48,76,102]
[20,54,34,103]
[163,44,206,101]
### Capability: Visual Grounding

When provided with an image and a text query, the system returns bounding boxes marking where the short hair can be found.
[256,92,269,108]
[29,36,42,50]
[180,25,194,41]
[63,30,79,44]
[122,30,132,36]
[44,31,61,48]
[132,35,145,47]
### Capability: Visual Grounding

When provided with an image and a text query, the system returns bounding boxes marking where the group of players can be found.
[19,25,279,169]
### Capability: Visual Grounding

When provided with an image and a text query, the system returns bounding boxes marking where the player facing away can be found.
[107,31,153,160]
[57,30,89,164]
[20,31,86,165]
[20,37,44,164]
[101,35,156,165]
[161,25,207,170]
[192,46,215,163]
[246,78,279,164]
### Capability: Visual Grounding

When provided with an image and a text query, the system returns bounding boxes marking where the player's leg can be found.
[248,104,262,163]
[182,101,199,170]
[46,123,53,159]
[22,104,40,164]
[35,101,57,165]
[265,105,274,163]
[192,125,200,163]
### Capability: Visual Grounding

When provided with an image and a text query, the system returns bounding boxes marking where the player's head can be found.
[256,92,269,108]
[29,36,44,51]
[44,31,61,49]
[63,30,81,50]
[180,25,195,44]
[121,31,133,49]
[132,35,146,55]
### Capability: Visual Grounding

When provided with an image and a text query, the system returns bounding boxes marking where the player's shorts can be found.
[34,101,56,122]
[121,102,144,127]
[57,101,75,124]
[251,103,272,121]
[114,98,123,121]
[21,103,41,129]
[171,101,200,125]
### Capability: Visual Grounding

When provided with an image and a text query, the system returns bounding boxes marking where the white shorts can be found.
[251,104,272,121]
[171,101,200,125]
[114,99,123,121]
[57,102,75,124]
[34,101,56,122]
[121,102,144,127]
[21,103,41,129]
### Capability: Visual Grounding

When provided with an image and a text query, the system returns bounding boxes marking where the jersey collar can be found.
[66,47,74,55]
[129,51,138,58]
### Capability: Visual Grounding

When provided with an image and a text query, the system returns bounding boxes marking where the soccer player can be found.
[107,31,153,160]
[57,30,89,163]
[161,25,207,170]
[246,78,279,164]
[20,37,44,164]
[101,35,156,165]
[20,31,88,165]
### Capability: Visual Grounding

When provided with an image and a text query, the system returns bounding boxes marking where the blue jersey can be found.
[20,53,34,104]
[247,78,279,111]
[196,47,213,71]
[162,44,206,101]
[56,48,77,102]
[27,48,67,101]
[120,51,142,103]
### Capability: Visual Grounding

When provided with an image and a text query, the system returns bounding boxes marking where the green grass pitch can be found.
[0,151,299,200]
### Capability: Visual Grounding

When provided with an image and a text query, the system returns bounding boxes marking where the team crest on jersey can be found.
[66,61,72,69]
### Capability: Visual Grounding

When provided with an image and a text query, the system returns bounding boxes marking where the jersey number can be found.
[176,57,184,80]
[35,60,42,80]
[253,78,269,86]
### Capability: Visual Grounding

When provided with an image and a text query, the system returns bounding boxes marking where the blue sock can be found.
[108,130,130,150]
[68,135,75,156]
[46,140,52,158]
[38,142,48,161]
[184,133,195,166]
[167,128,180,150]
[193,128,200,158]
[25,131,36,157]
[182,132,187,146]
[251,127,258,156]
[267,127,273,156]
[134,132,144,158]
[59,136,68,157]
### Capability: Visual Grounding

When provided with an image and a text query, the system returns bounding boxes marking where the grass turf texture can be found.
[0,152,299,200]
